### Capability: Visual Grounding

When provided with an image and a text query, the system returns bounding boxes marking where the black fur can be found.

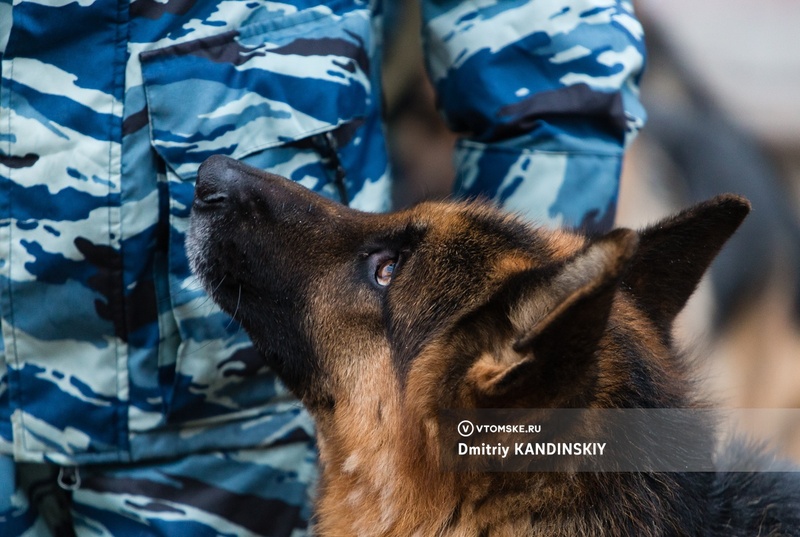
[187,155,800,536]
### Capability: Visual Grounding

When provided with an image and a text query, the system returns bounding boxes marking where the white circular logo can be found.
[457,420,474,437]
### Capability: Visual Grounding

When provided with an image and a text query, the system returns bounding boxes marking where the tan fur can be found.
[187,161,760,536]
[310,228,682,536]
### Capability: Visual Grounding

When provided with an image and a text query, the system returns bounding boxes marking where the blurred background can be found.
[382,0,800,462]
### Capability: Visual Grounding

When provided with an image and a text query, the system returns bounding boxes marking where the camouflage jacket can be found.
[0,0,645,465]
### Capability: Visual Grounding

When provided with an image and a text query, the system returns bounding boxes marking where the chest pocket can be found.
[139,6,381,425]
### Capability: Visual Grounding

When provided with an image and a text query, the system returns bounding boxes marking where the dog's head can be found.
[187,155,749,424]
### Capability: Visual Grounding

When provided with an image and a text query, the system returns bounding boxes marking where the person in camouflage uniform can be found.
[0,0,645,535]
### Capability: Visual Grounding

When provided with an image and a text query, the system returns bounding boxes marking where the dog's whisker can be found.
[225,285,243,330]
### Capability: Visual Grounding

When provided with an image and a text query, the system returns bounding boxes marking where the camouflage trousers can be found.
[0,443,317,537]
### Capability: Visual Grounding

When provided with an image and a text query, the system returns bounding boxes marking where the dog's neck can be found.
[313,390,567,535]
[313,403,628,536]
[313,387,457,535]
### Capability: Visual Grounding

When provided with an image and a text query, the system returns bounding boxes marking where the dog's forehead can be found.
[404,200,588,264]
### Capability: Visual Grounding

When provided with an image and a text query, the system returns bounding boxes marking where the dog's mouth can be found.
[186,156,319,387]
[186,243,249,322]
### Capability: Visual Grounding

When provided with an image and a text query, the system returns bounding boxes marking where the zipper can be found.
[312,131,349,205]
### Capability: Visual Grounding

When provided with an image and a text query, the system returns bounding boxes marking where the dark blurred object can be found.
[385,68,456,208]
[635,12,800,331]
[383,0,456,208]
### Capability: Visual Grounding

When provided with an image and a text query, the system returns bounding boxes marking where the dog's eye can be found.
[375,258,396,286]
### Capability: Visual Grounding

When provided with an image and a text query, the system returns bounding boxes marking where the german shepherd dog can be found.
[187,155,800,536]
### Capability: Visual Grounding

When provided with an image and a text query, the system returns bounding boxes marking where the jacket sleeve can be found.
[421,0,646,232]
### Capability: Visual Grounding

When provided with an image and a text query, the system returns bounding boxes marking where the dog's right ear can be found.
[460,229,638,408]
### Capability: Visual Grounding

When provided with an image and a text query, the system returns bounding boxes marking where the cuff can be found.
[453,139,622,233]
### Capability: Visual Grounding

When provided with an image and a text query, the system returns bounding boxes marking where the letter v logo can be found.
[458,420,474,437]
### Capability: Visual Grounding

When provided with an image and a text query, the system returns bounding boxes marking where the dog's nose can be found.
[194,155,239,206]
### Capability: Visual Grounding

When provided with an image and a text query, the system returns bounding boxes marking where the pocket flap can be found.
[141,8,373,180]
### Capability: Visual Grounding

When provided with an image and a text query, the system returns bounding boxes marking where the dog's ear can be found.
[465,229,638,408]
[622,194,750,335]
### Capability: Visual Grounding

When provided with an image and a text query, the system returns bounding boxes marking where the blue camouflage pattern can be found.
[2,447,317,536]
[0,0,645,535]
[422,0,645,231]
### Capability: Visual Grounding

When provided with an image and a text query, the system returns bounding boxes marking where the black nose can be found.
[194,155,240,206]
